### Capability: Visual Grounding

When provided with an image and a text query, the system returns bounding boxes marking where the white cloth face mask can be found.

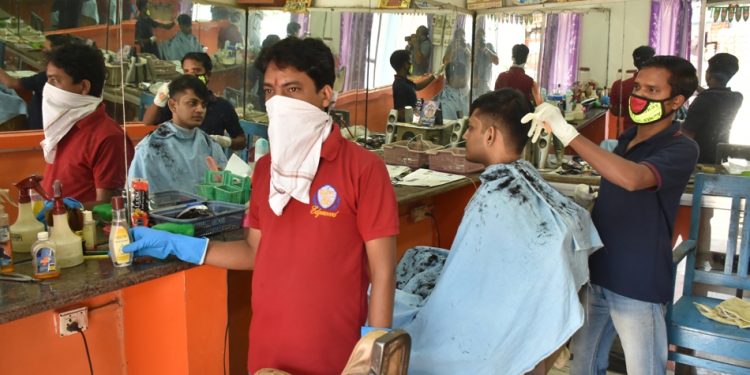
[41,83,102,163]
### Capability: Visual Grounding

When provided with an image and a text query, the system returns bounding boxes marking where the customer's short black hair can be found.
[255,37,335,91]
[640,55,698,100]
[177,14,192,27]
[470,88,533,154]
[707,53,739,86]
[46,34,75,48]
[181,52,213,73]
[46,43,105,97]
[390,50,410,71]
[512,44,530,65]
[632,45,656,70]
[168,74,209,102]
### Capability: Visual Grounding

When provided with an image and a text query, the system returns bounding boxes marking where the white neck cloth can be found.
[41,83,102,163]
[266,95,332,216]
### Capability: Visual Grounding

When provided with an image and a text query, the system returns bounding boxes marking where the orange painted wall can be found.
[0,265,227,375]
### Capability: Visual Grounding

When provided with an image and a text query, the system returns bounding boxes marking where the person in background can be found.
[249,35,282,112]
[158,14,203,61]
[472,28,498,98]
[218,11,243,49]
[390,50,437,113]
[0,34,80,129]
[52,0,84,29]
[610,46,656,133]
[286,21,301,38]
[494,44,538,105]
[683,52,743,164]
[128,75,227,194]
[435,61,469,120]
[124,37,399,375]
[394,88,601,375]
[406,26,432,76]
[442,28,471,82]
[41,43,134,204]
[143,52,246,150]
[134,0,174,58]
[523,55,699,374]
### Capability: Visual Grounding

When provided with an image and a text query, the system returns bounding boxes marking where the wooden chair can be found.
[668,173,750,372]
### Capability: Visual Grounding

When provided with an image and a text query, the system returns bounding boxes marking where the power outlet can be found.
[56,307,88,337]
[410,205,433,222]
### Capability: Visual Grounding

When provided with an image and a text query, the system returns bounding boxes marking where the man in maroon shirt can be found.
[495,44,537,104]
[609,46,655,133]
[41,43,133,205]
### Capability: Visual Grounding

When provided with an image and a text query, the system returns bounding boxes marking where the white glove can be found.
[210,135,232,148]
[521,102,579,147]
[153,83,170,107]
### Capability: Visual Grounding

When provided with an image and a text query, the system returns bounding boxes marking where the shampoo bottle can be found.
[82,210,96,252]
[32,232,60,280]
[109,196,133,267]
[10,176,47,254]
[49,181,83,268]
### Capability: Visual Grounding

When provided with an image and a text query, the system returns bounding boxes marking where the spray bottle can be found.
[49,180,83,268]
[10,176,48,254]
[0,189,17,272]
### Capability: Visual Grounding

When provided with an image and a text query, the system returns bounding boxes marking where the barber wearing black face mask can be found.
[523,56,699,374]
[142,52,246,150]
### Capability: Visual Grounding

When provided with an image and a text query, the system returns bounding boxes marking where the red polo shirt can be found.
[494,66,535,102]
[42,104,134,202]
[610,74,636,130]
[247,124,399,375]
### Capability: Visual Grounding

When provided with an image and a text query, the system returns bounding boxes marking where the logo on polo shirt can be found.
[311,184,341,218]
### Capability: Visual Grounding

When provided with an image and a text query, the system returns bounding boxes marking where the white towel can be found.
[41,83,102,163]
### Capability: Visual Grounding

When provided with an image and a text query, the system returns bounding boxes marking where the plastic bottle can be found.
[49,181,83,268]
[10,176,47,254]
[30,189,44,216]
[82,210,96,252]
[31,232,60,280]
[0,189,15,273]
[109,196,133,267]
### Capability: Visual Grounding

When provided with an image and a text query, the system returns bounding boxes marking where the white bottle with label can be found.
[48,181,83,268]
[32,232,60,279]
[82,210,96,252]
[109,196,133,267]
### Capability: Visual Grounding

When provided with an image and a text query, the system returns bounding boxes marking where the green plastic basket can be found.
[196,184,215,200]
[204,170,230,185]
[214,185,242,204]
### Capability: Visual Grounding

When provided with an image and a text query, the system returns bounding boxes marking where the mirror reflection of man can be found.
[435,62,469,121]
[0,35,80,130]
[494,44,538,105]
[609,46,656,133]
[406,26,432,76]
[41,43,134,205]
[442,28,471,83]
[390,50,437,116]
[134,0,175,58]
[472,28,498,98]
[143,52,246,150]
[158,14,203,61]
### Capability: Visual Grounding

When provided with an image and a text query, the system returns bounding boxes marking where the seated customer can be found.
[143,52,246,150]
[393,89,602,375]
[129,75,227,194]
[159,14,203,61]
[41,43,134,204]
[435,61,469,120]
[390,49,436,112]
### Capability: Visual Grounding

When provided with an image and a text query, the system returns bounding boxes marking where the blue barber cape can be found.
[393,160,602,375]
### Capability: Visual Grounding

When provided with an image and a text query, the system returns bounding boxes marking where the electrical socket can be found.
[56,307,88,337]
[410,205,433,222]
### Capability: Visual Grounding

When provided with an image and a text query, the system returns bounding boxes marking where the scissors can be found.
[0,272,37,282]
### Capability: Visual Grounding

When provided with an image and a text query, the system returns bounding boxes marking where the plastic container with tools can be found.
[428,147,485,174]
[150,201,246,237]
[383,139,440,169]
[149,190,204,210]
[196,170,250,204]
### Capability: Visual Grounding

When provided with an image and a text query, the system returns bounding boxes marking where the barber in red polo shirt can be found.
[41,43,134,204]
[609,46,655,133]
[494,44,538,104]
[125,37,400,375]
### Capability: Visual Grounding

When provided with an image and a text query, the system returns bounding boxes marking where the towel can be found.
[393,160,602,375]
[695,297,750,329]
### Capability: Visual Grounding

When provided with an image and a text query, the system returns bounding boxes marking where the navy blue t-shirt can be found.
[590,122,698,304]
[392,75,417,110]
[156,91,243,138]
[19,71,47,130]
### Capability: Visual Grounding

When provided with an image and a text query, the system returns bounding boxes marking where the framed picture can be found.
[378,0,411,9]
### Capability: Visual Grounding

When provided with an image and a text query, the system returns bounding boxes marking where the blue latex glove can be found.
[123,227,209,265]
[36,197,84,225]
[361,326,392,337]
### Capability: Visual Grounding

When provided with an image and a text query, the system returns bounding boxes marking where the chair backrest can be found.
[683,173,750,297]
[716,143,750,164]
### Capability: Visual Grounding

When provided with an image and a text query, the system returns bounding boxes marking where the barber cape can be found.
[158,32,202,61]
[0,84,27,124]
[128,121,227,194]
[393,160,602,375]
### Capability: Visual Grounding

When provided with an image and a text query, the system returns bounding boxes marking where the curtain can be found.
[539,13,582,93]
[340,13,373,91]
[649,0,692,59]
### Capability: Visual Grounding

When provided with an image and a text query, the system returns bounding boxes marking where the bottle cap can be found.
[83,210,93,222]
[37,231,49,241]
[112,196,124,210]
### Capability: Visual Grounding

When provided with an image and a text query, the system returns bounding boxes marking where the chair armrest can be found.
[672,239,696,265]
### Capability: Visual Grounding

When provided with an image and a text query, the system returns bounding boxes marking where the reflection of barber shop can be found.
[1,0,750,374]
